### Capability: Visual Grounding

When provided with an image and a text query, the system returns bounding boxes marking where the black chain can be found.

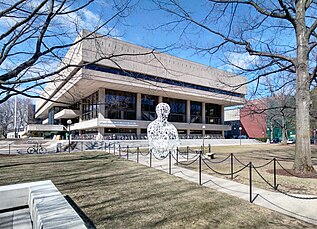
[202,153,230,164]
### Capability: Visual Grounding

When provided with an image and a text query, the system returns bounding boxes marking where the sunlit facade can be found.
[34,31,247,139]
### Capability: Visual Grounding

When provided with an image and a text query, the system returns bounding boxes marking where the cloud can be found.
[225,52,259,71]
[55,5,120,38]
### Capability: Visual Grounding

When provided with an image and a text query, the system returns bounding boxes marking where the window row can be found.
[79,89,223,124]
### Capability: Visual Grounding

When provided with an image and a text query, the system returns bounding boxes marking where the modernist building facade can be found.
[33,31,247,139]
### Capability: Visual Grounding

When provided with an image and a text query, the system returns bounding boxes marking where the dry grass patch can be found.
[0,151,314,228]
[180,144,317,195]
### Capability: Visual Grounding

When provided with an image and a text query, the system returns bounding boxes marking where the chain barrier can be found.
[252,158,274,169]
[152,152,170,160]
[139,151,150,156]
[105,144,317,201]
[178,149,189,159]
[202,159,237,176]
[171,153,200,166]
[233,155,248,167]
[252,165,275,189]
[276,160,317,179]
[127,147,137,154]
[276,188,317,200]
[201,153,231,164]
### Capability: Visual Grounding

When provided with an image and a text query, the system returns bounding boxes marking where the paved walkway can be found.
[118,151,317,226]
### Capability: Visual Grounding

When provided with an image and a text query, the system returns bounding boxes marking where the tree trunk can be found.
[293,1,315,173]
[281,117,287,145]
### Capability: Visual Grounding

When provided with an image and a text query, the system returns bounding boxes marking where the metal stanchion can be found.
[230,153,234,180]
[119,145,121,157]
[199,151,202,185]
[169,151,172,175]
[249,162,252,203]
[273,158,277,191]
[209,144,211,154]
[150,150,152,167]
[176,147,179,165]
[8,143,11,155]
[127,146,129,160]
[137,147,139,163]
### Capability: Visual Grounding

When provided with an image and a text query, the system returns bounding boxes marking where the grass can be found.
[0,151,315,228]
[179,144,317,195]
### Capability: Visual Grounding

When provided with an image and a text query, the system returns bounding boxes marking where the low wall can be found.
[0,180,87,229]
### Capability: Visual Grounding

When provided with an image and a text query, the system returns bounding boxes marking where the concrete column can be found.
[136,128,141,138]
[136,93,142,120]
[186,100,191,123]
[98,88,105,119]
[186,129,190,137]
[220,105,224,124]
[158,96,163,103]
[97,127,104,140]
[79,99,83,122]
[202,102,206,124]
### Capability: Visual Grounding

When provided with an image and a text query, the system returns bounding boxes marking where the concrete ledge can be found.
[0,180,87,229]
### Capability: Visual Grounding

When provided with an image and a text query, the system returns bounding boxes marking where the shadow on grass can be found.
[0,153,112,169]
[64,195,97,229]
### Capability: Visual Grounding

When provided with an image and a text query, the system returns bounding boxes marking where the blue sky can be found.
[0,0,299,100]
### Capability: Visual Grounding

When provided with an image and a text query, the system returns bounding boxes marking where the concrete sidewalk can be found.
[120,152,317,226]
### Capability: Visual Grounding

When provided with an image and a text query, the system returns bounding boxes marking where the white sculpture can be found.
[147,103,180,157]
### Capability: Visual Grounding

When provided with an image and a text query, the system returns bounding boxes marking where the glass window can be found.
[205,103,222,124]
[82,91,99,121]
[48,106,62,125]
[105,89,136,120]
[190,101,202,123]
[163,97,186,122]
[141,94,158,121]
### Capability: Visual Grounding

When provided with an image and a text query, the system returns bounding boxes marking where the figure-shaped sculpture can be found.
[147,103,180,157]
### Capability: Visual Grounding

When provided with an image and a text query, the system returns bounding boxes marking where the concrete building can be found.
[34,31,247,139]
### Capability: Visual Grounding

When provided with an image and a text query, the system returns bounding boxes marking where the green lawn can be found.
[0,151,314,228]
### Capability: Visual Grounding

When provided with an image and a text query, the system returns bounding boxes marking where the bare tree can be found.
[154,0,317,173]
[0,96,31,137]
[266,94,296,144]
[0,0,140,104]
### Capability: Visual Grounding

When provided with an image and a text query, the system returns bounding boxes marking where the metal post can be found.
[68,125,71,153]
[199,151,202,185]
[209,144,211,154]
[186,146,189,161]
[249,162,252,203]
[109,143,111,154]
[273,158,277,191]
[127,146,129,160]
[150,150,152,167]
[8,143,11,155]
[114,143,116,155]
[176,147,179,165]
[119,145,121,157]
[230,153,234,180]
[169,151,172,175]
[137,147,139,163]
